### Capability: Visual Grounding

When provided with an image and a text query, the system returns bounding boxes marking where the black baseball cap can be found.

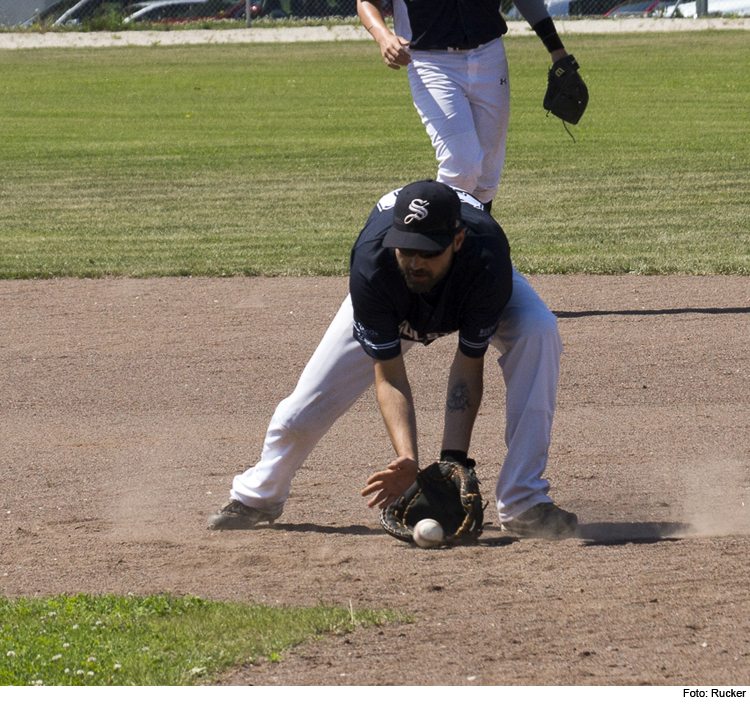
[383,180,463,252]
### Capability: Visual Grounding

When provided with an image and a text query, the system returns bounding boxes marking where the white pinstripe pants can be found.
[407,37,511,204]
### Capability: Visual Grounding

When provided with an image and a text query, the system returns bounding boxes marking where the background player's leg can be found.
[407,53,483,197]
[490,270,563,521]
[465,38,511,204]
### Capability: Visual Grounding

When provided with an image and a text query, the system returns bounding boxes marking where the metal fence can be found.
[16,0,738,28]
[21,0,355,25]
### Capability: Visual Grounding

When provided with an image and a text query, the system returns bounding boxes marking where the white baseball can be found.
[413,519,444,548]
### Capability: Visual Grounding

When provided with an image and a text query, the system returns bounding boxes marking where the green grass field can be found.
[1,32,748,278]
[0,594,401,685]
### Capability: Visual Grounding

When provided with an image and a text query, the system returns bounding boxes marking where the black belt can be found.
[445,44,482,51]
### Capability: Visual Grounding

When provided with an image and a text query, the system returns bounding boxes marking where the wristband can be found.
[440,450,475,468]
[533,17,565,53]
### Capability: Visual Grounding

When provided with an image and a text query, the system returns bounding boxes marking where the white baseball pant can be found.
[230,269,562,522]
[407,37,511,205]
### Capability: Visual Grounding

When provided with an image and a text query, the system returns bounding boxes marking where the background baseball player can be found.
[357,0,587,212]
[208,180,577,539]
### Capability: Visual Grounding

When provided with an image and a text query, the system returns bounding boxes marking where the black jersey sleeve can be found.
[456,269,511,358]
[454,221,513,359]
[351,276,403,361]
[349,200,405,361]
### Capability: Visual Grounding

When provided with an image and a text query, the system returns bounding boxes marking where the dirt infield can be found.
[1,275,749,685]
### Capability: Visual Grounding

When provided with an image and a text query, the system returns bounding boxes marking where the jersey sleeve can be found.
[350,277,403,361]
[349,206,404,361]
[456,256,512,359]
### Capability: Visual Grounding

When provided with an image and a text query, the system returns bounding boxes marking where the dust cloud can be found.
[680,458,750,537]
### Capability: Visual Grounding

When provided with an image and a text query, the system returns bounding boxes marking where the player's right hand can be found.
[361,456,419,509]
[379,35,411,70]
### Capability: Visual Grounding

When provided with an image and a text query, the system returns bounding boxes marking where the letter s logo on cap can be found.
[403,199,430,224]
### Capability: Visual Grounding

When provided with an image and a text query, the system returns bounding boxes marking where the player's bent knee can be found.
[434,136,483,193]
[515,308,559,339]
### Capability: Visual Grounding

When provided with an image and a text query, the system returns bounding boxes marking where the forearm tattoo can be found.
[446,380,471,412]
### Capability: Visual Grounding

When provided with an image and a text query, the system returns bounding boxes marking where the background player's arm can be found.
[357,0,411,70]
[442,348,484,454]
[361,354,420,508]
[513,0,569,62]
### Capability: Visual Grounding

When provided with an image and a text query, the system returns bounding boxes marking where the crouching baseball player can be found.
[208,180,577,539]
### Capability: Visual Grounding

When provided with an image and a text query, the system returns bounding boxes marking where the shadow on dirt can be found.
[268,521,519,546]
[262,521,695,545]
[269,523,381,535]
[577,521,692,545]
[555,307,750,319]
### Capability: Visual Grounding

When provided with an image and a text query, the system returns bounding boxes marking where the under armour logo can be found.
[500,78,507,85]
[404,199,430,223]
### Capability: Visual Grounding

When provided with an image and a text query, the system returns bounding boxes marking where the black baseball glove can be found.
[380,461,484,545]
[544,54,589,125]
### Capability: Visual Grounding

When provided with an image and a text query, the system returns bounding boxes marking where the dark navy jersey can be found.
[349,188,513,361]
[393,0,508,51]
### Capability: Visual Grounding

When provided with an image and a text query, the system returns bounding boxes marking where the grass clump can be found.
[0,593,400,685]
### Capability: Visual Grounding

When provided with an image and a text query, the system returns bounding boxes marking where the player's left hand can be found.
[543,54,588,125]
[379,34,411,70]
[361,456,419,509]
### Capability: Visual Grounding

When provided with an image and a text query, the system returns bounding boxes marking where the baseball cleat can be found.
[501,502,578,540]
[207,499,283,530]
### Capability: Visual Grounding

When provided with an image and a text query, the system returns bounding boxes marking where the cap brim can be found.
[383,226,454,252]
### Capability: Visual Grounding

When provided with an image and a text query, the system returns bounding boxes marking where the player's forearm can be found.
[357,0,391,42]
[441,350,484,454]
[374,358,419,463]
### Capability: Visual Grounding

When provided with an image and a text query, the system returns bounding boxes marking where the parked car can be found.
[24,0,140,26]
[221,0,268,19]
[663,0,750,14]
[646,1,680,14]
[123,0,237,23]
[23,0,79,25]
[544,0,573,15]
[604,0,663,15]
[505,0,570,17]
[543,0,622,17]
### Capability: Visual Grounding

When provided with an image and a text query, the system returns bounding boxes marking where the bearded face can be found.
[395,244,456,294]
